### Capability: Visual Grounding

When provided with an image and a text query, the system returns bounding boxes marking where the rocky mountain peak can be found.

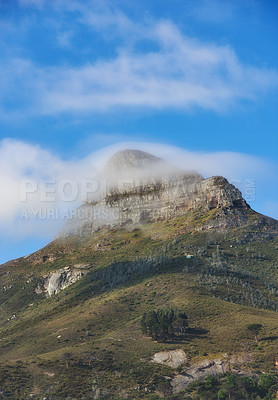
[60,149,254,237]
[104,149,163,172]
[101,149,203,193]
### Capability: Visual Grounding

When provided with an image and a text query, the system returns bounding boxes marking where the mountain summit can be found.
[63,149,254,236]
[100,149,203,193]
[103,149,163,171]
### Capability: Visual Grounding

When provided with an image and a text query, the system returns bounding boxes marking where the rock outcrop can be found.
[150,349,253,393]
[171,354,253,393]
[151,349,187,368]
[36,266,88,297]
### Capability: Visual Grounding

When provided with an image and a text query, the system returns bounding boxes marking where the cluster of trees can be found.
[141,308,188,341]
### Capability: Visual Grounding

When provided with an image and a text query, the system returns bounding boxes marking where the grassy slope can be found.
[0,208,278,399]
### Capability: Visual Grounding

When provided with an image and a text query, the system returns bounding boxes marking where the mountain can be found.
[0,150,278,400]
[62,149,254,236]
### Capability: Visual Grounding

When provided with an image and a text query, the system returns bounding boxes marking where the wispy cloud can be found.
[0,3,277,117]
[0,138,276,239]
[56,30,74,49]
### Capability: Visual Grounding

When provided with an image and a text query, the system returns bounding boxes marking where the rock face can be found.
[37,267,88,297]
[61,149,250,236]
[170,354,252,393]
[150,350,252,393]
[151,349,187,368]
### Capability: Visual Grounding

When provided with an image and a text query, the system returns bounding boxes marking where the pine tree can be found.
[141,309,188,341]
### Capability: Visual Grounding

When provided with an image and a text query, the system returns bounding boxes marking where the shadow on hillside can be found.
[260,336,278,342]
[186,327,209,336]
[163,327,209,344]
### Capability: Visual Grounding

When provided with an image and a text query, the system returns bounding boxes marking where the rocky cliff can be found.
[61,149,251,236]
[36,266,88,297]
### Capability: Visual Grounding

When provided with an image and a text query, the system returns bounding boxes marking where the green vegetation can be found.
[141,308,188,341]
[0,207,277,398]
[167,373,278,400]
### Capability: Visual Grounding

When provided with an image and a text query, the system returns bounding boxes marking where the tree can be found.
[247,323,263,343]
[173,312,188,336]
[141,309,188,342]
[258,374,275,392]
[217,388,228,399]
[60,352,73,369]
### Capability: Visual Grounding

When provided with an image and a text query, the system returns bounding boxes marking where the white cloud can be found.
[0,138,276,239]
[0,6,277,116]
[57,30,74,49]
[0,138,98,238]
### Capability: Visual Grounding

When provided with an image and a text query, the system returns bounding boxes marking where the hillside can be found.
[0,150,278,400]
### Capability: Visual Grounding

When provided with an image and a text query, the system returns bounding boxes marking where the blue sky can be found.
[0,0,278,264]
